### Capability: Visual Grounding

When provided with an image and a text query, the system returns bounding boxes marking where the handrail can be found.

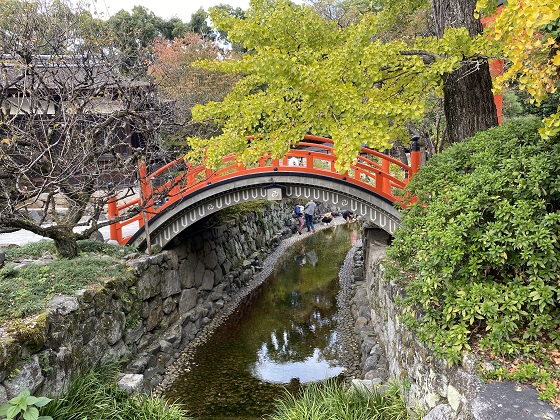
[107,135,421,244]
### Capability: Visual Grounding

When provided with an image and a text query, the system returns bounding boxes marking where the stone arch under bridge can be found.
[127,173,402,250]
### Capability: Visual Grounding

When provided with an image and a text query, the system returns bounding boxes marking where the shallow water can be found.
[165,224,358,419]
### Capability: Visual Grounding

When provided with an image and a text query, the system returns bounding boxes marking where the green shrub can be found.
[270,380,408,420]
[2,241,56,259]
[387,116,560,366]
[40,363,189,419]
[1,240,136,260]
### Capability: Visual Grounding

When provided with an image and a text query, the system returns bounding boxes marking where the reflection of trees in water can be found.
[262,303,338,364]
[166,226,355,418]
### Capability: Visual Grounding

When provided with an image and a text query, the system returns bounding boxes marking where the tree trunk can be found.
[51,229,79,259]
[391,140,409,165]
[433,0,498,144]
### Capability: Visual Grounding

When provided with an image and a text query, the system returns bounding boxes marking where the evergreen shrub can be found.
[386,117,560,364]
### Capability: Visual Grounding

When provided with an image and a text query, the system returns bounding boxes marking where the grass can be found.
[0,240,136,325]
[270,380,409,420]
[40,363,190,419]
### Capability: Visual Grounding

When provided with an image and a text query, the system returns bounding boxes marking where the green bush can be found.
[40,363,189,419]
[387,117,560,364]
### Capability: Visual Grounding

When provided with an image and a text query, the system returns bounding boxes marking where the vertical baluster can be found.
[382,150,391,196]
[409,136,421,176]
[107,196,122,243]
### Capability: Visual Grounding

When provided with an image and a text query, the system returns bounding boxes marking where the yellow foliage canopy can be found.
[477,0,560,138]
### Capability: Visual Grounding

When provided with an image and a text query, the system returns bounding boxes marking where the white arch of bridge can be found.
[126,173,402,250]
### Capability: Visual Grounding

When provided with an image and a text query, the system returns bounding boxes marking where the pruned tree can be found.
[0,0,168,258]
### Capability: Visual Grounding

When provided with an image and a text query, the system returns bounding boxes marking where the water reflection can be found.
[252,345,343,383]
[294,244,319,267]
[165,225,358,419]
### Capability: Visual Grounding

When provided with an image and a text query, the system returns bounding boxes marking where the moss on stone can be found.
[6,312,48,353]
[0,335,18,373]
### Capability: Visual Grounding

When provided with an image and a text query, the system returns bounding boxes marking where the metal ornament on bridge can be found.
[266,187,283,201]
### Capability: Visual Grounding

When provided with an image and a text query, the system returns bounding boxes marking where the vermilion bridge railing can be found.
[108,135,421,245]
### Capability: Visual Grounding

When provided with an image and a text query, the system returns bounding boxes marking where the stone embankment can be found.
[361,227,559,420]
[0,204,292,402]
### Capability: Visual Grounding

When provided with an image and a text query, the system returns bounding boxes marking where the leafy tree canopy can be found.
[150,33,240,149]
[186,0,492,171]
[477,0,560,138]
[187,8,213,38]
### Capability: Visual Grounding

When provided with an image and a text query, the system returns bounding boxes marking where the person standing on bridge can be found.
[304,200,317,232]
[294,202,304,234]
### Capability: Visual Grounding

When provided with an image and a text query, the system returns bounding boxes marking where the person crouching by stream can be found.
[304,200,317,232]
[321,212,334,224]
[294,202,304,235]
[342,210,356,223]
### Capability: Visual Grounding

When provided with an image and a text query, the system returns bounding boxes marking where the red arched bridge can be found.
[108,135,421,250]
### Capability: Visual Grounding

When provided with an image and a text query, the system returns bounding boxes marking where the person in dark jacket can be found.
[342,210,355,223]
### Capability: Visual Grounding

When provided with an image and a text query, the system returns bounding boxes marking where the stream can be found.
[165,224,360,419]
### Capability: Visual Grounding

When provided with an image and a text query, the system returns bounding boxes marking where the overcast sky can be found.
[90,0,251,22]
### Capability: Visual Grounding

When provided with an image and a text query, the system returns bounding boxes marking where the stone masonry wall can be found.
[0,203,289,403]
[363,228,482,419]
[362,228,560,420]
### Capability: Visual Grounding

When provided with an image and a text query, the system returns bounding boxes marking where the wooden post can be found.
[382,150,391,195]
[107,196,121,243]
[409,136,421,176]
[138,159,152,254]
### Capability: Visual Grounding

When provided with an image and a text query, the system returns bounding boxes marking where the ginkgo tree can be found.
[186,0,498,171]
[476,0,560,139]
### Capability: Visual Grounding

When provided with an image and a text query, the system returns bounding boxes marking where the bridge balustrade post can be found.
[409,136,422,176]
[306,152,313,169]
[138,160,154,226]
[107,196,122,243]
[187,170,195,188]
[382,150,391,196]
